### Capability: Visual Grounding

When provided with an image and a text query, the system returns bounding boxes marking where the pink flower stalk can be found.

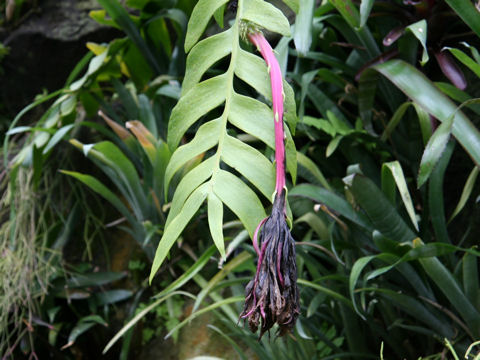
[248,32,286,194]
[239,31,299,339]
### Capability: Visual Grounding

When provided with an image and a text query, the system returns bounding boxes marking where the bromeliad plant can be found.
[240,31,299,338]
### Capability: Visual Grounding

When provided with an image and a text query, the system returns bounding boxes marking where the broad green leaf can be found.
[242,0,291,37]
[346,174,417,243]
[221,135,275,199]
[183,29,233,95]
[406,20,428,65]
[382,161,419,231]
[184,0,229,52]
[168,74,228,150]
[208,193,226,259]
[444,0,480,38]
[449,166,479,222]
[213,170,266,238]
[374,60,480,167]
[293,0,314,55]
[165,119,221,190]
[150,184,209,282]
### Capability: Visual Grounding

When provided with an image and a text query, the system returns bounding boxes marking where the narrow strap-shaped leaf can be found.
[374,60,480,166]
[61,171,137,228]
[184,0,230,52]
[444,0,480,38]
[462,252,479,309]
[213,170,266,237]
[416,241,480,336]
[150,183,209,282]
[382,161,419,231]
[289,183,373,230]
[346,174,417,243]
[449,165,479,222]
[293,0,314,55]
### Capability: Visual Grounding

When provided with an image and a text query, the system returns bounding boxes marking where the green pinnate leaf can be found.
[150,184,209,282]
[168,75,228,150]
[184,0,230,52]
[213,170,266,238]
[222,135,275,199]
[208,193,226,260]
[242,0,291,37]
[183,28,234,95]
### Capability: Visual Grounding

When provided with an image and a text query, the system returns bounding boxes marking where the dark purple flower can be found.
[240,190,300,339]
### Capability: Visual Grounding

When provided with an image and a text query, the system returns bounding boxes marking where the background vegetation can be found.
[2,0,480,359]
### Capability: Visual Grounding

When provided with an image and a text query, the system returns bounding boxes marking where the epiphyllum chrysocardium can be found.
[239,31,300,339]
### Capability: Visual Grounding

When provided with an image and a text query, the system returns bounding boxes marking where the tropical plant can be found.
[4,0,480,358]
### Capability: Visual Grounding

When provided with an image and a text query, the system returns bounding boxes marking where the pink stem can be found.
[248,32,286,194]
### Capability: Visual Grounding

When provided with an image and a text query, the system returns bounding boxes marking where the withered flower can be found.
[239,30,300,339]
[240,190,300,339]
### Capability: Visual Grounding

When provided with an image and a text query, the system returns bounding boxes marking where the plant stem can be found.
[247,32,286,194]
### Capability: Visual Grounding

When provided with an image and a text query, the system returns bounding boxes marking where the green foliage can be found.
[150,0,299,281]
[4,0,480,358]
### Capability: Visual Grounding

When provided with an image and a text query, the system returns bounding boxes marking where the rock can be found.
[0,0,121,117]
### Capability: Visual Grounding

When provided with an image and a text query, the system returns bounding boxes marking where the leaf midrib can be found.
[210,0,241,186]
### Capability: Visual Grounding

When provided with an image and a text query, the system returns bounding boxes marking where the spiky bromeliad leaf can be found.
[150,0,297,282]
